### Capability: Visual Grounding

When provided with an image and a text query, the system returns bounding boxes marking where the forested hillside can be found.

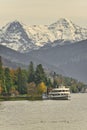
[0,56,86,96]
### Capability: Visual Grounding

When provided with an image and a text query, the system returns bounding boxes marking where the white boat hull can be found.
[48,95,70,100]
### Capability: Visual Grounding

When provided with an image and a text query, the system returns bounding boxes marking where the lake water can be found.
[0,94,87,130]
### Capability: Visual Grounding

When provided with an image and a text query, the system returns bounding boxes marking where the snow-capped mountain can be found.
[0,21,38,52]
[0,18,87,52]
[48,18,87,43]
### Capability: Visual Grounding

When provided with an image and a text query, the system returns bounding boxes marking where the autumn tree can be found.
[0,85,3,94]
[27,82,37,95]
[37,82,47,94]
[10,69,16,86]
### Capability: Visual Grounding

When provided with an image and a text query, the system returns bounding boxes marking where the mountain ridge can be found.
[0,40,87,83]
[0,18,87,52]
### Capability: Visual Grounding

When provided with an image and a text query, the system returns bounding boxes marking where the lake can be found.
[0,93,87,130]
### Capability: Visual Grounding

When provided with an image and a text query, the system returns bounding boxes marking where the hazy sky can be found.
[0,0,87,27]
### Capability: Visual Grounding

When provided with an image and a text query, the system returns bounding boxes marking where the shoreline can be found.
[0,95,42,101]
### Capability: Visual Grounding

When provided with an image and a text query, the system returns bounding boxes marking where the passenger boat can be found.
[48,85,70,100]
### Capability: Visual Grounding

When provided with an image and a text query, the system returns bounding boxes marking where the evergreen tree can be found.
[17,67,27,94]
[0,56,3,84]
[17,67,22,94]
[46,78,52,88]
[28,61,35,83]
[21,69,27,94]
[35,64,46,84]
[0,56,2,77]
[0,56,3,94]
[0,57,7,94]
[4,67,12,94]
[53,79,58,88]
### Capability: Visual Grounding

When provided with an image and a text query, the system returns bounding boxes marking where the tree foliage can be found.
[4,67,12,94]
[27,82,37,95]
[0,56,4,89]
[28,61,35,83]
[35,64,47,84]
[17,67,27,94]
[37,82,47,94]
[0,56,86,95]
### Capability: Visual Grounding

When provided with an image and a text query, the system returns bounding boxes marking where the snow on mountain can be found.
[24,25,56,46]
[48,18,87,43]
[0,20,37,52]
[0,18,87,52]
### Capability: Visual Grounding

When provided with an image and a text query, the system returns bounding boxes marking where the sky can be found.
[0,0,87,27]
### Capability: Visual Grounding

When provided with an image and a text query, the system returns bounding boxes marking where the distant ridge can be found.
[0,40,87,83]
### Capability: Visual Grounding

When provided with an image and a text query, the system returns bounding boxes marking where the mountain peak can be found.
[57,18,70,22]
[0,18,87,52]
[1,20,26,33]
[3,20,23,31]
[10,20,21,24]
[50,18,74,28]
